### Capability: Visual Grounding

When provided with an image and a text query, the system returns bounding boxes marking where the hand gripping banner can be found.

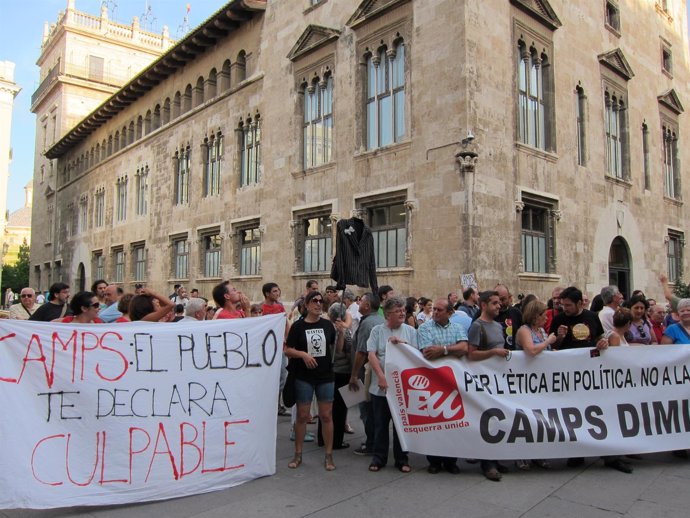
[0,315,284,509]
[385,343,690,460]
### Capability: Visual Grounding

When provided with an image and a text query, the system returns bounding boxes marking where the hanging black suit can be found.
[330,217,378,293]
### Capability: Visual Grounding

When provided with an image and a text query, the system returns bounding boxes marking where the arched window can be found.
[235,50,246,83]
[173,92,181,119]
[163,98,171,124]
[183,84,192,113]
[144,110,152,134]
[153,105,161,130]
[221,60,231,91]
[207,68,217,98]
[194,76,204,107]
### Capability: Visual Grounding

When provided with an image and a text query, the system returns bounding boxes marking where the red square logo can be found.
[401,366,464,425]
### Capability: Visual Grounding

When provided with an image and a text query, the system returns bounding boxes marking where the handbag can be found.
[282,361,297,408]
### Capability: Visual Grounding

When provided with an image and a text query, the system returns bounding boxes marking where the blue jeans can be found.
[294,378,334,404]
[371,394,407,467]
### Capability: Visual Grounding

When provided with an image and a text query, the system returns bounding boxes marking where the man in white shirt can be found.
[599,285,623,332]
[9,288,38,320]
[367,296,417,472]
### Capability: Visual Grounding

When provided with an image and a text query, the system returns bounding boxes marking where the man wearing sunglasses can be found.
[8,288,38,320]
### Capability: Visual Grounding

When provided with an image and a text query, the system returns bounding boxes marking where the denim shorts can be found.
[294,378,334,404]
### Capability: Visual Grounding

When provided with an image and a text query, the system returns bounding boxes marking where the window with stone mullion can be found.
[136,168,148,215]
[240,119,261,186]
[518,46,545,149]
[203,134,223,196]
[604,94,624,179]
[663,126,679,199]
[303,76,333,169]
[367,42,405,150]
[175,148,190,205]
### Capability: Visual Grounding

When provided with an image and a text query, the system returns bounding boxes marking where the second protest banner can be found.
[386,343,690,459]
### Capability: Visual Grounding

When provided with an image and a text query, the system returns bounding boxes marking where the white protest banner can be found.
[0,315,285,509]
[386,343,690,460]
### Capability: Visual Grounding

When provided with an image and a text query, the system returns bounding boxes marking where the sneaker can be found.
[353,445,372,456]
[290,430,315,442]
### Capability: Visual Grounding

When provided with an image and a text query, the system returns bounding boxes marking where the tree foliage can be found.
[672,279,690,299]
[2,240,30,292]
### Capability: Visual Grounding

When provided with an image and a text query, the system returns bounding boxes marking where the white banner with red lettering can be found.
[386,343,690,459]
[0,315,284,509]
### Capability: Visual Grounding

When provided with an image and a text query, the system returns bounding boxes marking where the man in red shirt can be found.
[262,282,286,315]
[212,281,250,319]
[650,303,666,343]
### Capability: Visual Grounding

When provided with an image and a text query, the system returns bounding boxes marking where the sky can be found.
[1,0,225,214]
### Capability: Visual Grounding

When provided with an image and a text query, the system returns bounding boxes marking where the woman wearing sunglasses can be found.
[624,295,656,345]
[284,290,344,471]
[58,291,103,323]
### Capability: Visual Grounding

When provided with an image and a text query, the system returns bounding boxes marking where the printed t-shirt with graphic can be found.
[550,309,604,349]
[367,323,418,397]
[286,317,337,383]
[495,306,522,350]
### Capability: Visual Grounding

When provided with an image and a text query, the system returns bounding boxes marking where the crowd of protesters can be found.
[3,274,689,480]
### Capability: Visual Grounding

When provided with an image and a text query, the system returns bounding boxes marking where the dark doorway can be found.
[608,237,631,299]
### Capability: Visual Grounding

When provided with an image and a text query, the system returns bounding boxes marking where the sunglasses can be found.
[20,294,34,298]
[90,302,101,308]
[637,324,646,338]
[310,298,324,304]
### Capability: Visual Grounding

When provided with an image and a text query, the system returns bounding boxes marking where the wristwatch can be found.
[443,346,449,356]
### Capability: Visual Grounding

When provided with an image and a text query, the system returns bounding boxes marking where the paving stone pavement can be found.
[3,414,689,518]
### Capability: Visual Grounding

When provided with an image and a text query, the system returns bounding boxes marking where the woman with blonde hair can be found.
[515,300,557,356]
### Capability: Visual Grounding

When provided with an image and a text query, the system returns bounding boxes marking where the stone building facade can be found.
[32,0,690,302]
[30,0,174,290]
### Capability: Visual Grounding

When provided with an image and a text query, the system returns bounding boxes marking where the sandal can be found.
[368,463,382,472]
[483,468,502,481]
[395,462,411,473]
[288,453,302,469]
[325,454,336,471]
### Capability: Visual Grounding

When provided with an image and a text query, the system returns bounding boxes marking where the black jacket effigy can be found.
[330,217,378,293]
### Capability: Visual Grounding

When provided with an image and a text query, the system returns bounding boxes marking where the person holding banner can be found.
[467,291,511,481]
[285,290,343,471]
[515,300,557,357]
[367,296,417,473]
[661,299,690,344]
[418,298,468,474]
[514,299,557,470]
